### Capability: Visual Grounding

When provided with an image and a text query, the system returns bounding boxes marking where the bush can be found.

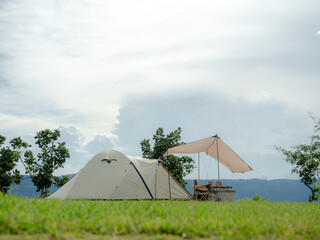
[252,194,266,201]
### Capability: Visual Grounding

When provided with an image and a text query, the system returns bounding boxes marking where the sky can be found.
[1,0,319,180]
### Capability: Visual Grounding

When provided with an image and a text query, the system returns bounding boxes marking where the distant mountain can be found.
[185,179,319,202]
[10,177,41,198]
[9,175,74,198]
[9,176,318,202]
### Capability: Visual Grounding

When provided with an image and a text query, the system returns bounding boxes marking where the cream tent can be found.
[48,150,192,200]
[163,135,252,180]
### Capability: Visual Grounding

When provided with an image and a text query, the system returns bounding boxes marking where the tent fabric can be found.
[48,150,192,200]
[163,136,252,173]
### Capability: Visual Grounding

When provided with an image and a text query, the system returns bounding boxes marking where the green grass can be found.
[0,194,319,239]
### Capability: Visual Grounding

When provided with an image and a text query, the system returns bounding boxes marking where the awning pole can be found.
[198,152,200,183]
[216,136,220,187]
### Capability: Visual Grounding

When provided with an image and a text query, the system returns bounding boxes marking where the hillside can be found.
[9,176,317,202]
[185,179,315,202]
[9,175,72,198]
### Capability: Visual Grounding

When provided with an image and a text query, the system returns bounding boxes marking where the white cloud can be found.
[1,0,320,142]
[317,30,320,36]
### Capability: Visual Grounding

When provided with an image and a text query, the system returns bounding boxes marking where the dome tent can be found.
[48,150,192,200]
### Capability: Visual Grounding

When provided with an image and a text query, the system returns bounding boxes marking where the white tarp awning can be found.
[163,135,252,173]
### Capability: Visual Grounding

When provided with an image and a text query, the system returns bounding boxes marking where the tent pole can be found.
[216,136,220,188]
[167,150,171,200]
[155,158,159,200]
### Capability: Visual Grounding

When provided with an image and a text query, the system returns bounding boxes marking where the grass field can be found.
[0,194,319,239]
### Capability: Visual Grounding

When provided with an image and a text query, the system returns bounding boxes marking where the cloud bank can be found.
[1,0,320,178]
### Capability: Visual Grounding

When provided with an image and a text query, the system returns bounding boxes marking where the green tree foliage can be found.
[24,129,70,197]
[276,116,320,202]
[252,194,266,201]
[53,175,70,188]
[141,127,195,187]
[0,136,30,193]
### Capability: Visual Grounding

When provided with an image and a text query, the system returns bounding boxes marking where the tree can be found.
[53,175,70,188]
[24,129,70,197]
[276,116,320,202]
[141,127,195,187]
[0,136,30,194]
